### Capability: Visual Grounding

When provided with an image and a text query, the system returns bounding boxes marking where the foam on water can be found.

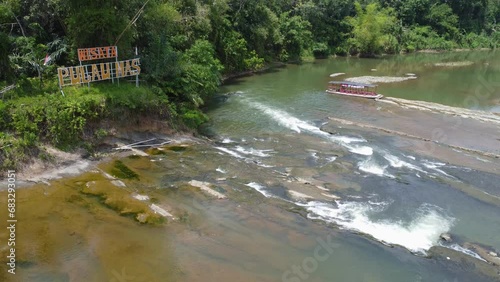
[221,138,236,144]
[216,167,227,174]
[383,153,426,173]
[422,160,454,178]
[302,201,454,254]
[215,147,245,159]
[330,135,367,144]
[246,182,273,198]
[346,144,374,156]
[384,154,408,168]
[325,156,338,163]
[359,157,394,178]
[310,152,318,159]
[250,102,312,133]
[443,244,487,262]
[249,102,372,155]
[234,146,273,157]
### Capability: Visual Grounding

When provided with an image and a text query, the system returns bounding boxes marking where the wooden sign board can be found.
[78,46,118,62]
[58,58,140,87]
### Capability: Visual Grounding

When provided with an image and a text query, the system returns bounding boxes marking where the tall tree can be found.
[297,0,354,51]
[278,12,312,61]
[426,3,459,39]
[228,0,281,60]
[63,0,142,57]
[346,2,397,56]
[448,0,488,33]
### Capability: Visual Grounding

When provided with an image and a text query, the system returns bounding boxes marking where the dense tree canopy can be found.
[346,3,397,56]
[0,0,498,100]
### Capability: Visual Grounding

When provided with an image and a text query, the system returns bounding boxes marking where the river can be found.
[1,51,499,281]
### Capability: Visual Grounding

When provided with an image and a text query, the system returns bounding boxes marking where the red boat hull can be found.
[326,90,383,99]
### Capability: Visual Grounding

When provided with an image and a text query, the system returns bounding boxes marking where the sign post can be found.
[135,47,139,87]
[58,46,140,90]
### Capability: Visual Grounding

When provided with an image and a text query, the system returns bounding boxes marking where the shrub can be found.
[312,42,329,58]
[461,32,492,49]
[0,100,6,128]
[181,108,208,129]
[6,92,105,148]
[244,50,265,71]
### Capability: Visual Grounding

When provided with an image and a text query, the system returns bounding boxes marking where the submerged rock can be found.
[345,76,417,84]
[321,193,341,200]
[428,246,500,280]
[81,180,165,224]
[288,190,313,200]
[188,180,227,199]
[136,213,149,223]
[464,242,500,265]
[434,61,474,67]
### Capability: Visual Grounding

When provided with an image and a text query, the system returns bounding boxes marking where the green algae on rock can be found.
[110,160,140,180]
[81,180,165,224]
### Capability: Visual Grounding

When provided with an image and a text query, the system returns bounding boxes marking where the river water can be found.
[1,51,499,281]
[201,50,500,281]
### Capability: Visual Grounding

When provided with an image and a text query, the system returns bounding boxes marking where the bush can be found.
[334,45,349,56]
[0,133,35,171]
[6,92,105,148]
[0,100,6,128]
[1,83,176,149]
[402,25,455,51]
[460,32,492,49]
[244,50,265,71]
[181,108,208,129]
[312,42,329,58]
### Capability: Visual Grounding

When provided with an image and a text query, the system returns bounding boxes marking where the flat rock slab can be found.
[188,180,227,199]
[345,76,417,84]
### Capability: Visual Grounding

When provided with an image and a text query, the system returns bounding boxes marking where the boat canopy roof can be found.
[328,81,377,87]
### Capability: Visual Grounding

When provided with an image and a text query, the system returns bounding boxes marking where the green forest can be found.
[0,0,499,169]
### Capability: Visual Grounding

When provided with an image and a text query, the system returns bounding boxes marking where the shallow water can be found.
[1,51,500,281]
[200,51,500,280]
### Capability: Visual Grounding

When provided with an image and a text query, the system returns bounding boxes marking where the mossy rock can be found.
[81,181,109,196]
[110,160,139,180]
[147,148,168,155]
[136,212,165,224]
[81,180,165,225]
[66,194,85,204]
[166,145,189,152]
[127,155,142,159]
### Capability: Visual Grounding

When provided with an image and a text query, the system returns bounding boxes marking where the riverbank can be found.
[2,126,198,187]
[0,83,200,178]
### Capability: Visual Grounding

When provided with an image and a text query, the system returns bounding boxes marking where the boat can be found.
[326,81,383,99]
